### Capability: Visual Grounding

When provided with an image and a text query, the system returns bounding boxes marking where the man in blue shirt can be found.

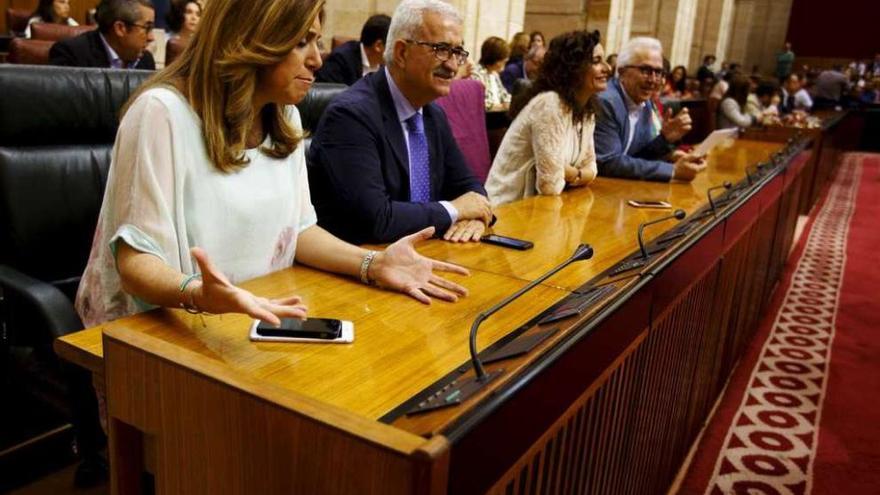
[594,37,705,182]
[308,0,490,245]
[49,0,156,70]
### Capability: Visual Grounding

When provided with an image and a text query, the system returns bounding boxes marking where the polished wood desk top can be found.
[420,139,780,291]
[56,137,785,435]
[58,266,568,421]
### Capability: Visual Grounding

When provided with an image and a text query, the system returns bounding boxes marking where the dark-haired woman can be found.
[717,74,756,129]
[529,31,545,50]
[471,36,512,111]
[166,0,201,42]
[662,65,689,98]
[485,30,609,205]
[24,0,78,38]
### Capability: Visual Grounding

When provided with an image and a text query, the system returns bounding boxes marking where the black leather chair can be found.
[0,65,345,485]
[0,65,153,486]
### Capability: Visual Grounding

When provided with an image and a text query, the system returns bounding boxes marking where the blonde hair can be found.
[127,0,324,173]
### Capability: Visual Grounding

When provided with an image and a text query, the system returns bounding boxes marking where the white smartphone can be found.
[627,199,672,209]
[249,317,354,344]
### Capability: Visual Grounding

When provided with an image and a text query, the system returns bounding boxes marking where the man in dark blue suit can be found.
[308,0,491,245]
[594,37,705,182]
[49,0,156,70]
[500,45,544,93]
[315,14,391,86]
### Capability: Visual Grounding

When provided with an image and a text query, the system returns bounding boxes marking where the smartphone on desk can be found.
[249,317,354,343]
[481,234,534,250]
[627,199,672,209]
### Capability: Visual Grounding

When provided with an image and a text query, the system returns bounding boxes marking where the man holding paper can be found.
[594,37,706,182]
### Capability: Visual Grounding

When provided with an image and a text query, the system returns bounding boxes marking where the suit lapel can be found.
[613,80,631,145]
[375,71,411,185]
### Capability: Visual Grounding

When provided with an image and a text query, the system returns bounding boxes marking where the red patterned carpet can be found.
[677,153,880,495]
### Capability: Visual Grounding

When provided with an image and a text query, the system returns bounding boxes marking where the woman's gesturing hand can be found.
[190,247,308,326]
[370,227,470,304]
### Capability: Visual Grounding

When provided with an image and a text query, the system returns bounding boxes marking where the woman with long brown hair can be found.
[485,30,609,205]
[76,0,469,331]
[716,74,756,129]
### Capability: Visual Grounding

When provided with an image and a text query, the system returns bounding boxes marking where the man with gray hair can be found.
[500,44,545,92]
[308,0,491,245]
[594,37,703,181]
[49,0,155,69]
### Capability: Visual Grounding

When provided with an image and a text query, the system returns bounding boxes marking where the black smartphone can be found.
[255,318,342,340]
[481,234,534,250]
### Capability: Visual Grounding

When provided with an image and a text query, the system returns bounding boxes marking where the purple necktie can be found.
[405,113,431,203]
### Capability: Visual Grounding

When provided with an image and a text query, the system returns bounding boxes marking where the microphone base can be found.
[406,370,504,416]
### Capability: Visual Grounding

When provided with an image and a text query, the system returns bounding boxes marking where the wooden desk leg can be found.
[109,418,144,495]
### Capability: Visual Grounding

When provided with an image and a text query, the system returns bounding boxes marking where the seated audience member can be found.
[870,54,880,78]
[529,31,544,50]
[717,74,756,129]
[315,14,391,85]
[164,0,200,65]
[813,65,850,109]
[508,32,529,63]
[780,73,813,113]
[24,0,79,38]
[308,0,492,245]
[471,36,512,111]
[594,37,705,182]
[709,64,741,101]
[697,54,716,82]
[606,53,617,76]
[165,0,200,42]
[662,65,689,98]
[485,30,607,206]
[859,78,880,105]
[501,44,545,92]
[76,0,469,331]
[49,0,156,69]
[746,80,780,125]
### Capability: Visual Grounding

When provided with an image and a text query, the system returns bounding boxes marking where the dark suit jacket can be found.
[315,41,362,86]
[500,59,525,92]
[307,69,486,244]
[49,30,155,70]
[594,78,675,182]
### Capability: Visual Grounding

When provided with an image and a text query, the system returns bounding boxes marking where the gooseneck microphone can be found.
[707,181,733,216]
[745,162,768,185]
[638,209,686,259]
[469,244,594,382]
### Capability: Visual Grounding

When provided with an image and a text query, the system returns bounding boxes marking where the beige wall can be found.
[525,0,588,43]
[320,0,794,78]
[322,0,525,57]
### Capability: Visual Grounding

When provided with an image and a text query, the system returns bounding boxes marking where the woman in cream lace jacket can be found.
[485,30,610,206]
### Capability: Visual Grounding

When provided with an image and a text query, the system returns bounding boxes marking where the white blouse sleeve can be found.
[720,98,754,128]
[104,92,186,271]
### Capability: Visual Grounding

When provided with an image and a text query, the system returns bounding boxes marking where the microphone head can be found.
[571,243,594,262]
[723,181,732,189]
[673,209,686,220]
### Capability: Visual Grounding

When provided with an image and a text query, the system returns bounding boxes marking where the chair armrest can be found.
[0,265,83,341]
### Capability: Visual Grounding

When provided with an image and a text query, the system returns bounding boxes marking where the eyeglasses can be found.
[405,39,469,64]
[624,65,666,79]
[125,21,155,32]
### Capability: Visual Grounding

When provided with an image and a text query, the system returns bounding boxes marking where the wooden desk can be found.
[56,131,820,494]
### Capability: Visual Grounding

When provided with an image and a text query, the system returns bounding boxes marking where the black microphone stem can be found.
[469,244,593,381]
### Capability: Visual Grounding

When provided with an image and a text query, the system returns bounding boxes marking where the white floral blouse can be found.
[75,87,317,327]
[471,64,512,111]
